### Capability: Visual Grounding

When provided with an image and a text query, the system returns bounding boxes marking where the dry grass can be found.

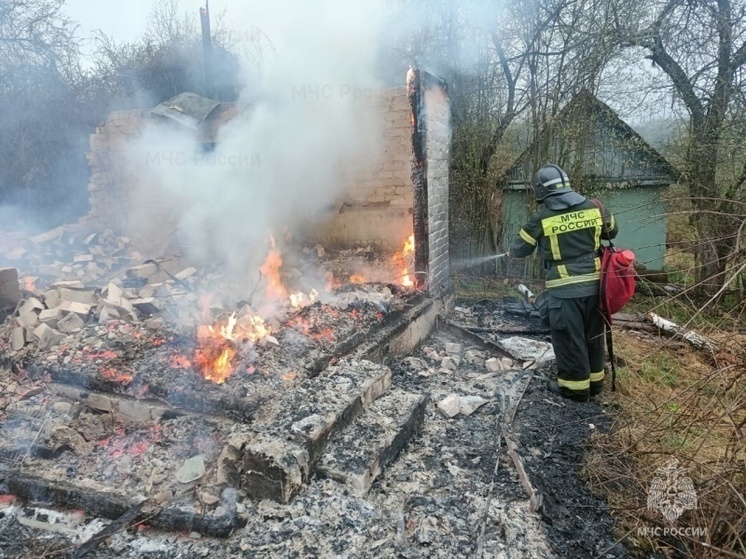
[584,328,746,558]
[455,268,746,557]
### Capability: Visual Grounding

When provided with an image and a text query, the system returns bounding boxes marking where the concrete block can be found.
[317,389,427,496]
[59,288,98,306]
[57,312,86,334]
[445,342,463,356]
[59,300,92,320]
[437,394,461,418]
[39,308,63,328]
[485,358,503,373]
[126,263,157,279]
[441,356,459,371]
[33,323,65,349]
[11,327,25,351]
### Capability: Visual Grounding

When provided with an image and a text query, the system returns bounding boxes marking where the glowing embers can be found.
[287,304,344,348]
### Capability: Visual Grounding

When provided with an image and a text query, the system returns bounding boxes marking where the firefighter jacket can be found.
[509,194,618,298]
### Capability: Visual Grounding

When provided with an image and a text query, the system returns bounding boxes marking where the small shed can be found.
[501,90,681,276]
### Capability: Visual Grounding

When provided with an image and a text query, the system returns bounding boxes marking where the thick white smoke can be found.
[125,0,387,277]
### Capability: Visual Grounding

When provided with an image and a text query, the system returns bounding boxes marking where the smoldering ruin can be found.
[0,76,627,559]
[0,2,630,558]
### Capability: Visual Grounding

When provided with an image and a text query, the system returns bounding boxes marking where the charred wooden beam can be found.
[5,474,247,538]
[503,432,542,513]
[447,322,551,336]
[436,318,521,363]
[355,298,436,364]
[317,389,426,496]
[71,499,147,558]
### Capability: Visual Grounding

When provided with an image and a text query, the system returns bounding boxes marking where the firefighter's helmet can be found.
[531,164,572,201]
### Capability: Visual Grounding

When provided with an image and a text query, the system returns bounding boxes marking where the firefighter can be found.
[507,164,617,401]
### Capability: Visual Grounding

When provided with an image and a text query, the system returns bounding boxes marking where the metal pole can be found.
[200,1,213,98]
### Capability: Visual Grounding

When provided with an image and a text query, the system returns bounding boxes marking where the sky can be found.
[65,0,151,42]
[64,0,254,55]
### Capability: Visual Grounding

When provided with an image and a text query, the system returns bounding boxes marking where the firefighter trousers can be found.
[546,293,606,398]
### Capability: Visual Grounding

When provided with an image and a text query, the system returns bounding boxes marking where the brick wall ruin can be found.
[80,81,451,294]
[302,88,414,250]
[81,90,414,252]
[408,71,451,295]
[81,104,241,251]
[82,109,149,234]
[423,84,451,292]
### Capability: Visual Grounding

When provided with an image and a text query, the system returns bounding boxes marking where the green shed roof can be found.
[502,90,682,189]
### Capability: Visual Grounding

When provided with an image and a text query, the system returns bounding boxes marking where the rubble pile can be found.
[0,226,146,284]
[0,223,419,359]
[0,225,197,350]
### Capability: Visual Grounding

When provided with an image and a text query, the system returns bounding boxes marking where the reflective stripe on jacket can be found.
[510,198,617,295]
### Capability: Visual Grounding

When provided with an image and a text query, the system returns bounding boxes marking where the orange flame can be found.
[22,276,36,292]
[349,275,367,284]
[194,312,272,384]
[260,236,288,300]
[289,288,319,309]
[237,313,272,341]
[393,234,415,287]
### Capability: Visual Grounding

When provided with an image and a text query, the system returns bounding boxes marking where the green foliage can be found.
[638,353,680,388]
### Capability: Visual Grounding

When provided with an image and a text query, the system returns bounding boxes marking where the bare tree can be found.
[0,0,78,68]
[607,0,746,295]
[0,0,86,225]
[90,1,245,107]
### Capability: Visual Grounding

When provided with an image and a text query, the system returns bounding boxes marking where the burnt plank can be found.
[71,499,147,559]
[355,298,436,364]
[5,473,247,538]
[317,389,427,496]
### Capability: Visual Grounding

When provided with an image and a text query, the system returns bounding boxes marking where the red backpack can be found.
[599,246,636,317]
[592,200,636,319]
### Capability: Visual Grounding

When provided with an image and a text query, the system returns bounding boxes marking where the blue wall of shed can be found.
[501,186,667,275]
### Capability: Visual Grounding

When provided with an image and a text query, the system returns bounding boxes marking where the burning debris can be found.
[0,264,629,559]
[0,224,418,363]
[0,222,434,529]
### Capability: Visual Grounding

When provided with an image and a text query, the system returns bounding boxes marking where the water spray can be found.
[454,252,508,270]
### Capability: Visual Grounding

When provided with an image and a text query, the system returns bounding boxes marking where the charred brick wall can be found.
[423,82,451,293]
[299,87,414,250]
[81,90,414,251]
[409,71,452,299]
